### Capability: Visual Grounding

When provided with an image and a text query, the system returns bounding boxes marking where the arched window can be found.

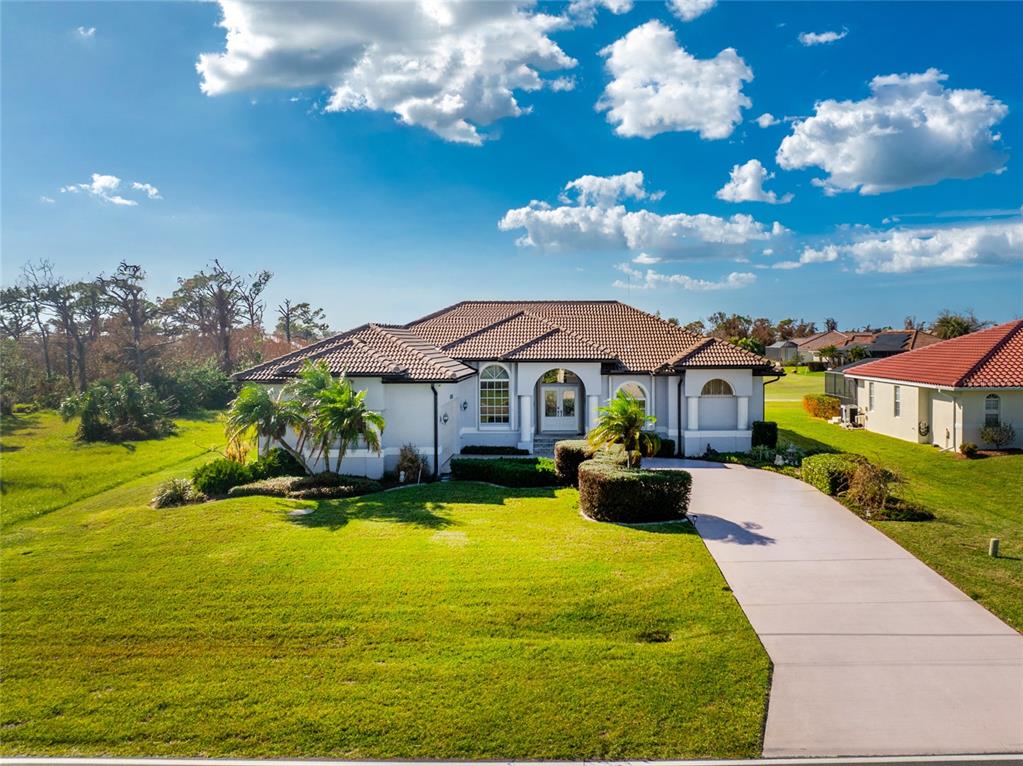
[701,379,734,396]
[985,394,1001,427]
[479,364,510,425]
[616,382,648,413]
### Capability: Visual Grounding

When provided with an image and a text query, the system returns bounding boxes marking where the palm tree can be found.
[588,389,660,468]
[225,384,310,472]
[307,376,385,473]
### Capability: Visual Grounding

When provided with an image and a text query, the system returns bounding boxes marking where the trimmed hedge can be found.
[801,453,866,496]
[450,457,558,487]
[578,460,692,523]
[802,393,841,419]
[227,473,382,499]
[751,421,778,448]
[554,440,595,486]
[192,458,253,496]
[460,445,530,456]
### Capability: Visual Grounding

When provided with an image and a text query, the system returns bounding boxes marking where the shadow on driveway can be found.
[693,514,776,546]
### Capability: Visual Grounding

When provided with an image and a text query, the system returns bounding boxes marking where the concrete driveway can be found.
[645,459,1023,757]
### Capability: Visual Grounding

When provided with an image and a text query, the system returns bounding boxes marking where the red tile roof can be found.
[235,300,778,383]
[846,321,1023,388]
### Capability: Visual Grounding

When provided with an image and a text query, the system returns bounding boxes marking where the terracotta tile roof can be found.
[235,300,778,383]
[670,338,778,368]
[408,300,775,372]
[234,324,475,383]
[795,330,851,350]
[845,321,1023,388]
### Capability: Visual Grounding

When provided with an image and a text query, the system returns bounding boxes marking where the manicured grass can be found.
[765,369,824,401]
[769,400,1023,629]
[1,419,769,758]
[1,411,225,529]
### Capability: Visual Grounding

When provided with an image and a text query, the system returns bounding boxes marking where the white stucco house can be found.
[844,320,1023,451]
[235,301,780,477]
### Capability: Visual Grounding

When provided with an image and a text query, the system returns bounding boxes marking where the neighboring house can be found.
[766,340,800,364]
[235,300,780,477]
[844,320,1023,450]
[795,330,854,363]
[835,329,942,360]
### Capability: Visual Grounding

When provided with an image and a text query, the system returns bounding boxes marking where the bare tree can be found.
[97,262,163,382]
[44,278,101,391]
[241,270,273,330]
[20,261,55,379]
[276,299,330,344]
[0,287,33,340]
[824,317,839,332]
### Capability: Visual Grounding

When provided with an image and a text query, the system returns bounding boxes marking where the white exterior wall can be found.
[855,379,922,444]
[259,363,770,476]
[682,368,755,455]
[854,377,1023,450]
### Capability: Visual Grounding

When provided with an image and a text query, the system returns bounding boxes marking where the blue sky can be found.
[2,0,1021,331]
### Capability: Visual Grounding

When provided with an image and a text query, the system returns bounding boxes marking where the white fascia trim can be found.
[845,374,1023,393]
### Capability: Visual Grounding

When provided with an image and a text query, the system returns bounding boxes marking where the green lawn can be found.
[1,411,225,529]
[1,414,769,759]
[768,399,1023,629]
[765,368,824,400]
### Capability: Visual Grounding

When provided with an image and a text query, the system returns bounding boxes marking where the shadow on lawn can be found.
[289,483,560,532]
[292,497,455,531]
[777,427,835,453]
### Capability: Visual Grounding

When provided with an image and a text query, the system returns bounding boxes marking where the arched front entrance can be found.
[536,368,585,434]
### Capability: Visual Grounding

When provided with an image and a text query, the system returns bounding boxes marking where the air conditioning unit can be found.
[840,404,859,424]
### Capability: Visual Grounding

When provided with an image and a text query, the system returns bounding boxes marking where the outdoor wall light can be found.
[461,400,469,411]
[440,413,450,424]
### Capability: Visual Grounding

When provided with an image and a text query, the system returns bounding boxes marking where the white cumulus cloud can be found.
[131,182,162,200]
[197,0,586,145]
[39,196,56,204]
[59,174,161,206]
[499,171,784,258]
[614,263,756,291]
[716,159,793,204]
[597,20,752,140]
[75,26,96,38]
[667,0,716,22]
[839,220,1023,273]
[777,68,1009,194]
[798,28,847,46]
[755,113,779,128]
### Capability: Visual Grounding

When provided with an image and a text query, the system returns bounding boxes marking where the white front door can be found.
[540,385,579,432]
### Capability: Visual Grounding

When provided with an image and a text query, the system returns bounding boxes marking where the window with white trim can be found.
[701,379,734,396]
[616,382,648,413]
[479,364,510,425]
[985,394,1001,427]
[893,385,901,417]
[868,381,875,411]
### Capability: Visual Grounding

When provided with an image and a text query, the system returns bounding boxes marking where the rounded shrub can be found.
[578,460,692,524]
[554,440,595,486]
[801,453,865,496]
[192,458,254,496]
[959,442,978,458]
[802,394,841,420]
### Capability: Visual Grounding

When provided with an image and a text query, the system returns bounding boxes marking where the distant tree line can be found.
[0,259,332,415]
[660,309,992,355]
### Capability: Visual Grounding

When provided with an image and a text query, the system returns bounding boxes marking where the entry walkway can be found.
[644,459,1023,757]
